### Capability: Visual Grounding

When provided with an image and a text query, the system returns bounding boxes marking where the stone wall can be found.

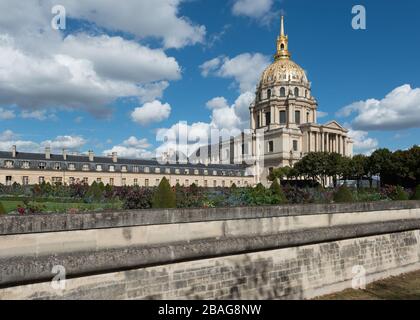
[1,229,419,300]
[1,201,420,299]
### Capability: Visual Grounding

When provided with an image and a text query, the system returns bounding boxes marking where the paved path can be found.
[317,270,420,300]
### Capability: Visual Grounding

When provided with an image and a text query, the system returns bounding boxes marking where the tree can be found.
[412,185,420,200]
[268,166,292,182]
[326,153,346,187]
[270,179,287,204]
[349,155,368,188]
[152,177,176,209]
[369,148,393,187]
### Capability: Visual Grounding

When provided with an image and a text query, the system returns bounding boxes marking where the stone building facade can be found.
[194,17,353,185]
[0,147,254,187]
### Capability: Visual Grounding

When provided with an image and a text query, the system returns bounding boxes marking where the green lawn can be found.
[0,200,122,214]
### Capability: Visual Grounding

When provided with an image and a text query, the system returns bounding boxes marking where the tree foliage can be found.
[152,177,176,209]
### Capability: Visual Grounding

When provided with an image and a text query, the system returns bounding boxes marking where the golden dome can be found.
[260,58,308,86]
[259,16,308,87]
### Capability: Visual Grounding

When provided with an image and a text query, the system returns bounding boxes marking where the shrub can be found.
[270,179,287,204]
[0,202,6,215]
[412,185,420,200]
[392,186,409,201]
[333,185,354,203]
[123,187,153,210]
[152,177,176,209]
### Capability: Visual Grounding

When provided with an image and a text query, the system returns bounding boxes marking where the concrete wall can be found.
[1,201,420,300]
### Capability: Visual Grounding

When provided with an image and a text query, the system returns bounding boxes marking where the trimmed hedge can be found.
[334,185,354,203]
[152,177,176,209]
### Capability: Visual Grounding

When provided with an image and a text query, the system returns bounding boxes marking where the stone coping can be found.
[0,201,419,236]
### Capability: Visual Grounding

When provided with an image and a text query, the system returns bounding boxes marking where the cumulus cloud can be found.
[206,97,229,110]
[103,136,153,159]
[59,0,206,49]
[0,108,15,120]
[317,111,328,119]
[347,128,379,155]
[200,53,270,93]
[232,0,274,19]
[0,130,86,153]
[20,110,56,121]
[131,100,171,126]
[0,1,189,118]
[41,135,87,152]
[337,84,420,131]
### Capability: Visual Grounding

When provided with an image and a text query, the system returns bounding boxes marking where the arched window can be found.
[294,87,299,97]
[305,90,308,98]
[259,91,262,101]
[280,87,286,97]
[281,44,285,50]
[267,89,272,99]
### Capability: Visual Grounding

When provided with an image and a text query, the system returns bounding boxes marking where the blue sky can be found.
[0,0,419,158]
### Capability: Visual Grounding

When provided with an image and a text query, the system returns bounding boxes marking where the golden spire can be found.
[275,15,291,61]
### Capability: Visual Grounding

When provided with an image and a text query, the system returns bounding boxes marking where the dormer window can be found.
[54,163,61,170]
[22,161,30,169]
[4,160,14,168]
[68,163,76,171]
[121,165,128,172]
[155,167,160,174]
[109,165,115,172]
[96,164,102,172]
[38,162,46,170]
[144,167,150,173]
[82,164,90,171]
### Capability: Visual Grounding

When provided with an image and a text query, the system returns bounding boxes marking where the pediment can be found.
[322,120,347,131]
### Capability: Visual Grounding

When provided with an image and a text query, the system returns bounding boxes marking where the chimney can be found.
[45,147,51,159]
[11,145,16,158]
[88,150,94,162]
[62,149,67,161]
[112,152,118,163]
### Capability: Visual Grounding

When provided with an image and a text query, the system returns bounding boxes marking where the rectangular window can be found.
[96,165,102,171]
[83,177,89,184]
[109,178,114,186]
[22,176,29,185]
[176,179,180,185]
[156,179,160,185]
[109,165,115,172]
[22,161,30,169]
[204,180,208,187]
[257,115,260,128]
[144,167,150,173]
[195,180,199,185]
[222,180,225,187]
[97,178,102,183]
[265,112,271,125]
[82,164,89,171]
[185,179,189,186]
[194,170,199,175]
[280,111,287,124]
[295,110,301,125]
[268,141,274,153]
[165,168,171,174]
[6,176,12,186]
[122,178,127,186]
[175,169,180,174]
[39,162,46,170]
[134,178,138,186]
[121,165,128,172]
[69,177,75,185]
[293,140,299,152]
[213,180,217,187]
[155,168,160,174]
[145,179,149,187]
[52,177,63,185]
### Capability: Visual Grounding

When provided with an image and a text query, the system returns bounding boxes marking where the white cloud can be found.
[131,100,171,126]
[317,111,328,119]
[59,0,206,49]
[20,109,56,121]
[41,135,87,152]
[232,0,274,19]
[0,107,15,120]
[200,53,270,93]
[347,128,379,155]
[103,136,153,159]
[338,84,420,131]
[0,130,86,153]
[206,97,229,110]
[0,1,189,118]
